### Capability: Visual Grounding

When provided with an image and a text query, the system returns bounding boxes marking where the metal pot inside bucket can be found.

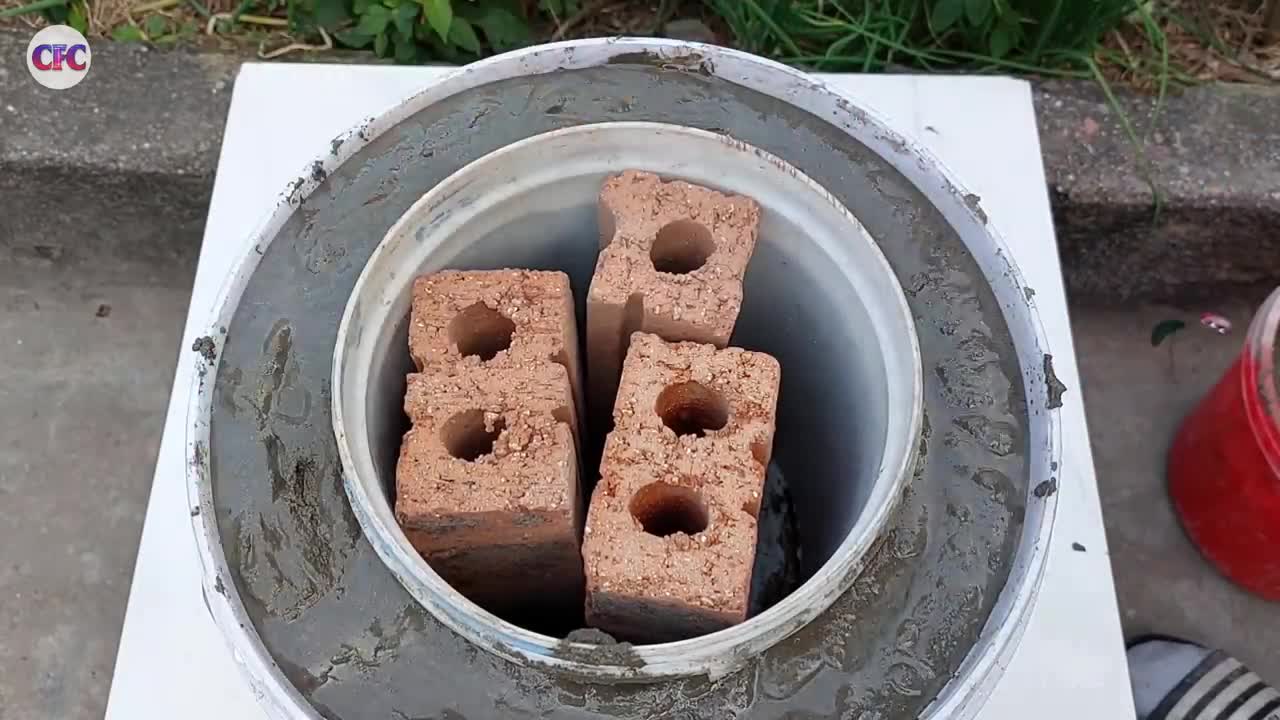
[333,122,923,679]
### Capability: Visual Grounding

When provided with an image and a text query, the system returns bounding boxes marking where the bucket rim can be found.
[1241,285,1280,478]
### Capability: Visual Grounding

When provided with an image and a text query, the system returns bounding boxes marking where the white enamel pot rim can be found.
[186,38,1061,720]
[331,121,925,681]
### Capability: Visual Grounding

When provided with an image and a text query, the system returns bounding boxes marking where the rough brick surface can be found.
[581,333,780,643]
[409,269,583,426]
[587,171,760,422]
[396,270,583,614]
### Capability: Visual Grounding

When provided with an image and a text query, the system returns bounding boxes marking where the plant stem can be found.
[1085,54,1164,221]
[0,0,67,17]
[132,0,180,13]
[740,0,802,56]
[1266,0,1280,37]
[184,0,210,18]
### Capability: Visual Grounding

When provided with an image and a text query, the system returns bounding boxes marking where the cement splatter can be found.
[553,629,645,669]
[191,335,217,361]
[1044,353,1067,409]
[1033,477,1058,498]
[962,193,988,225]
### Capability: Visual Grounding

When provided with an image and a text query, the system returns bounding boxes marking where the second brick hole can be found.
[650,219,714,275]
[630,482,709,538]
[442,409,506,462]
[655,380,729,438]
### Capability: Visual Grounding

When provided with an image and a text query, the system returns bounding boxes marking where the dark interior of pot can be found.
[361,175,901,640]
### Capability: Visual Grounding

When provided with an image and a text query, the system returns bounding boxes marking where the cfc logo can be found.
[27,25,91,90]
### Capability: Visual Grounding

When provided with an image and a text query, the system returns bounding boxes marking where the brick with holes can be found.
[586,170,761,423]
[409,269,583,427]
[581,332,780,643]
[396,364,582,615]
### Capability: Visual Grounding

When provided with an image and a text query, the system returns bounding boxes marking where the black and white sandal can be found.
[1129,636,1279,720]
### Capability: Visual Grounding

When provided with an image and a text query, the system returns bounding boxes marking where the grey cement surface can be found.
[1075,294,1280,685]
[1036,81,1280,301]
[0,256,193,719]
[0,30,237,179]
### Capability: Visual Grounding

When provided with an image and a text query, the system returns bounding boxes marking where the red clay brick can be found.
[396,366,581,613]
[409,269,583,426]
[581,333,780,643]
[587,171,760,422]
[396,269,584,615]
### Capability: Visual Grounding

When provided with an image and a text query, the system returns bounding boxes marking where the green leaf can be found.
[931,0,963,32]
[111,24,145,42]
[416,19,459,59]
[356,4,391,35]
[334,28,374,47]
[394,32,416,62]
[989,25,1012,57]
[422,0,452,42]
[312,0,348,29]
[393,1,418,40]
[41,2,69,25]
[474,6,528,49]
[144,14,168,37]
[964,0,990,26]
[67,0,87,32]
[352,0,373,14]
[374,28,388,56]
[448,15,480,53]
[1151,319,1186,347]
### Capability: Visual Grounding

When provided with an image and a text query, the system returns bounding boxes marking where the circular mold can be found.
[331,123,924,679]
[187,39,1060,720]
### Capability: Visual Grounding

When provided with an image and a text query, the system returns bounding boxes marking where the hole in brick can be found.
[650,219,714,274]
[440,409,505,461]
[552,405,572,425]
[448,303,515,361]
[655,381,729,437]
[629,482,709,537]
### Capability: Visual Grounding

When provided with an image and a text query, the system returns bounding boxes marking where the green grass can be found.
[707,0,1145,78]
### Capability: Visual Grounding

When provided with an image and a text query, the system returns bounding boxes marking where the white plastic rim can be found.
[331,121,925,681]
[186,38,1061,720]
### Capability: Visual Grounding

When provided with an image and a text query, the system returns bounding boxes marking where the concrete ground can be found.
[1075,293,1280,684]
[0,246,1277,716]
[0,260,192,719]
[0,171,201,720]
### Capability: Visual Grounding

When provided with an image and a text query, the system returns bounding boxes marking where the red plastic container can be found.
[1169,287,1280,601]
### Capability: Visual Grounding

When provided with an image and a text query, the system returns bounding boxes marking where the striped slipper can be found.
[1129,636,1278,720]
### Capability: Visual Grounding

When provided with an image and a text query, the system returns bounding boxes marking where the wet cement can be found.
[208,62,1029,718]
